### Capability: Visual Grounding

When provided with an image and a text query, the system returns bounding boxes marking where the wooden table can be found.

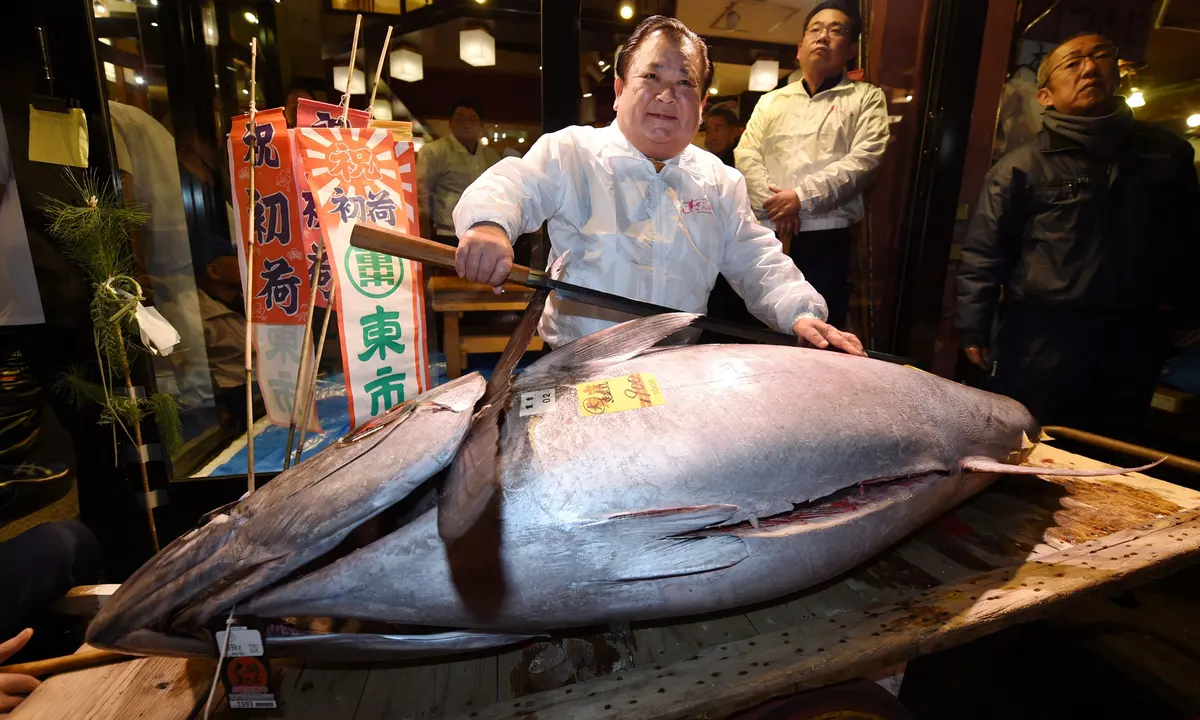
[13,443,1200,719]
[427,276,544,379]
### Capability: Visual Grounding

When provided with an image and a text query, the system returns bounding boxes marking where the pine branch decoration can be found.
[42,171,181,458]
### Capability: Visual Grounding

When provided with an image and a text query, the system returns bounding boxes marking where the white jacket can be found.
[736,75,889,232]
[453,122,828,348]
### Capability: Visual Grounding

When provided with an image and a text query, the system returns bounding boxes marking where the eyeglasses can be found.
[805,23,849,40]
[1041,44,1118,87]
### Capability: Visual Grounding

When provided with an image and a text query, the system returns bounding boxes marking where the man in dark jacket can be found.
[956,33,1200,442]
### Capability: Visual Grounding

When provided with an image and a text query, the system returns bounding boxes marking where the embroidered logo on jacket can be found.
[681,199,714,215]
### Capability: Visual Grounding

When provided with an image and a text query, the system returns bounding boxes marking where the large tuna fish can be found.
[86,311,1153,661]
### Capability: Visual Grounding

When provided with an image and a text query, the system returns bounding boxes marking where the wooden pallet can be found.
[12,443,1200,720]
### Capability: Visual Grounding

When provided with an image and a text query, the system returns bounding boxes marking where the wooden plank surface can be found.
[9,654,213,719]
[13,443,1200,719]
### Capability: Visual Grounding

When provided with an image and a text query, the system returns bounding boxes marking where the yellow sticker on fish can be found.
[576,373,665,417]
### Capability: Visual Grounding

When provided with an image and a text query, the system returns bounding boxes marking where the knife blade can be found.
[349,223,915,366]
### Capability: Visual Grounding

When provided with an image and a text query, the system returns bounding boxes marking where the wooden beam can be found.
[468,507,1200,719]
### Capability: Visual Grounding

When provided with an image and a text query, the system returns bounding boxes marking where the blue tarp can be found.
[201,351,540,477]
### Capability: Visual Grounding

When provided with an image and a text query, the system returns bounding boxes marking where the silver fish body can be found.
[87,314,1041,658]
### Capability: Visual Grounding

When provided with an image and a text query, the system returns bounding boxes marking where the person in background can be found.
[416,100,501,247]
[109,100,217,417]
[0,519,101,713]
[955,33,1200,443]
[735,0,889,329]
[284,86,314,129]
[449,16,864,356]
[698,105,767,342]
[703,106,742,167]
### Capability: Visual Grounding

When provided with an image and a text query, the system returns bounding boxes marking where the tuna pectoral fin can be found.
[589,504,748,581]
[512,312,703,392]
[961,456,1165,477]
[607,537,748,581]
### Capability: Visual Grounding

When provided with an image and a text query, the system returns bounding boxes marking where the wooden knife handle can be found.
[0,649,132,678]
[349,223,540,285]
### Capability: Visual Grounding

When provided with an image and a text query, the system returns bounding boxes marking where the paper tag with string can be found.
[110,284,181,356]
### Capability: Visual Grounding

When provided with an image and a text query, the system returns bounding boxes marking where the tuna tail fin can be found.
[961,456,1165,477]
[512,312,703,393]
[437,256,566,545]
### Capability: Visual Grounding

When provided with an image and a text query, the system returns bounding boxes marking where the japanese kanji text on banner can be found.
[296,126,429,430]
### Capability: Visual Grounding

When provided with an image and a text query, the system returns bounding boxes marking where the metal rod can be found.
[1042,426,1200,475]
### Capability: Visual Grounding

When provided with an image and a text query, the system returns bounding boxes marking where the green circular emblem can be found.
[344,244,404,299]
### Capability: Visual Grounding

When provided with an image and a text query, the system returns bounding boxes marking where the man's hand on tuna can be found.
[792,317,865,356]
[456,223,514,295]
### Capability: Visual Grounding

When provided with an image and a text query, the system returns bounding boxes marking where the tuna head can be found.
[85,371,486,654]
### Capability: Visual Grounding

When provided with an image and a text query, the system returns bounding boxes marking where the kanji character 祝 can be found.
[328,142,382,183]
[358,304,405,361]
[241,120,280,169]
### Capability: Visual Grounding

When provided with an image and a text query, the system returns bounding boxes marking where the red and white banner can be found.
[296,125,429,430]
[227,107,319,432]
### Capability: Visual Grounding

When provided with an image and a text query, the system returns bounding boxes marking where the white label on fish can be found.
[215,627,264,657]
[518,389,556,417]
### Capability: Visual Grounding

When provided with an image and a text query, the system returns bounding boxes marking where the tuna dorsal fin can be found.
[961,456,1165,477]
[512,312,702,393]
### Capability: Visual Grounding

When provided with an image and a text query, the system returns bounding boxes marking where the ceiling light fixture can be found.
[244,11,258,24]
[1188,114,1200,128]
[390,47,424,82]
[619,3,633,20]
[1126,91,1145,108]
[460,27,496,67]
[583,92,593,98]
[748,58,780,92]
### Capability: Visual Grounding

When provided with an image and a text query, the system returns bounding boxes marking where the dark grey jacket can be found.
[955,122,1200,348]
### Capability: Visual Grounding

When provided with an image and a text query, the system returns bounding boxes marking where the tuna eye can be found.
[337,401,416,446]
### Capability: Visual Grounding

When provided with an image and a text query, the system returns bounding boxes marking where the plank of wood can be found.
[49,585,120,617]
[10,656,212,720]
[355,655,498,719]
[466,508,1200,720]
[275,667,369,718]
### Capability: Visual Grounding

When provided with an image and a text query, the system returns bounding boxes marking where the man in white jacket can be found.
[736,0,889,329]
[449,15,864,356]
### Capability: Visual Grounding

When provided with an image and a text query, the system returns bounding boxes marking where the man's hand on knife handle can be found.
[456,223,514,295]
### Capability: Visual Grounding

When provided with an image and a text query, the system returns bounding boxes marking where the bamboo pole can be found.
[282,251,322,470]
[367,25,394,122]
[115,328,160,553]
[244,37,259,495]
[340,14,362,126]
[292,293,334,467]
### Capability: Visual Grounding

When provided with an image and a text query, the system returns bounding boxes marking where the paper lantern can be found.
[748,59,780,93]
[333,66,366,95]
[390,48,423,82]
[372,98,393,121]
[459,28,496,67]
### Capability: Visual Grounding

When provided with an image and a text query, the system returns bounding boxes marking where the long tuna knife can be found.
[349,223,912,365]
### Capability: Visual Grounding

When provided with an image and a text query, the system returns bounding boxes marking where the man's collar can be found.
[447,134,480,154]
[801,71,848,98]
[602,120,686,168]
